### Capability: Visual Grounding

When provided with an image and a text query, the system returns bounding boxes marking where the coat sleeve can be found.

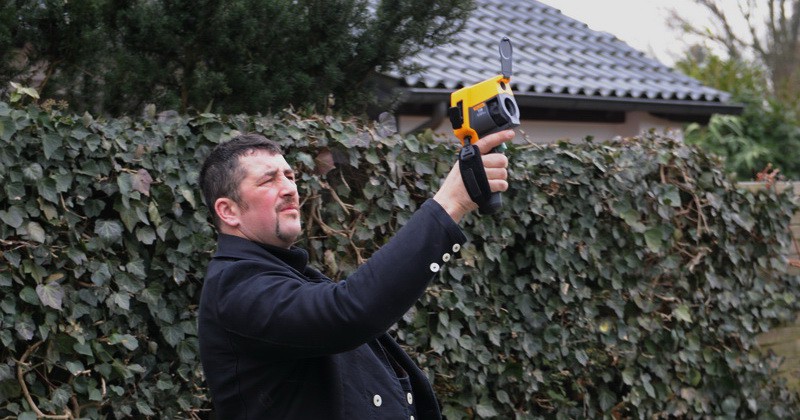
[215,199,467,357]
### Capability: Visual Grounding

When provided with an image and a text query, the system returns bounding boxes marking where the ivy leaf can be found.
[23,163,43,180]
[403,137,420,153]
[722,396,741,415]
[644,227,664,253]
[65,360,85,375]
[620,209,646,232]
[42,133,63,159]
[660,185,682,207]
[37,178,59,204]
[393,187,410,208]
[135,226,157,245]
[112,293,130,310]
[52,386,72,407]
[622,367,635,385]
[15,314,35,340]
[314,149,335,176]
[0,364,11,381]
[131,168,153,196]
[162,324,185,347]
[136,401,156,416]
[117,172,132,196]
[599,386,616,411]
[26,221,46,243]
[673,304,693,323]
[125,260,147,279]
[9,82,39,99]
[89,388,103,401]
[53,172,73,192]
[74,342,93,357]
[641,373,656,398]
[295,152,315,168]
[36,282,64,310]
[109,333,139,351]
[180,186,197,208]
[0,206,25,228]
[19,287,39,305]
[95,220,123,243]
[475,402,499,417]
[574,349,589,366]
[90,263,112,286]
[731,212,755,232]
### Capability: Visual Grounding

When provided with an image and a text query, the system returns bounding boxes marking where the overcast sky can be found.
[538,0,745,66]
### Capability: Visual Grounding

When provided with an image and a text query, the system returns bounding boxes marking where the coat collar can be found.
[214,233,310,273]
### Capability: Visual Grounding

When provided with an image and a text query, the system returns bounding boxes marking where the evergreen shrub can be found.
[0,102,798,418]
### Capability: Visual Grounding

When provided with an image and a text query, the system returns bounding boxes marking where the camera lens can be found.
[504,97,517,116]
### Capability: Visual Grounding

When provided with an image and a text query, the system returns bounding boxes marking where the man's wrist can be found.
[432,193,472,223]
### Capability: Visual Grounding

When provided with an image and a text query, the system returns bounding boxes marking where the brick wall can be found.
[739,181,800,391]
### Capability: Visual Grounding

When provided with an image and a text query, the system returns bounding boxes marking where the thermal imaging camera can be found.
[448,37,520,146]
[448,37,519,214]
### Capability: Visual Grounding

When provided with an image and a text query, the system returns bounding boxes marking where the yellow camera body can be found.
[448,37,520,146]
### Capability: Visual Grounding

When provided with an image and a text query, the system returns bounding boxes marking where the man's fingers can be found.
[433,129,513,222]
[484,167,507,180]
[488,179,509,193]
[481,153,508,168]
[474,129,515,155]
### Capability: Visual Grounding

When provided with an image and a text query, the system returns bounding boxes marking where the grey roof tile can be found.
[390,0,732,104]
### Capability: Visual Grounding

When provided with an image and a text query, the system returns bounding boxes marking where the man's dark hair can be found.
[199,133,283,229]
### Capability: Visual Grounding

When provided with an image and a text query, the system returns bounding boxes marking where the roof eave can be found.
[397,87,745,117]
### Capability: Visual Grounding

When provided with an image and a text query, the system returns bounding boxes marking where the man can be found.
[198,129,513,419]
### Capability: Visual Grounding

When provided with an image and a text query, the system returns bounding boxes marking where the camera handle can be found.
[459,142,503,215]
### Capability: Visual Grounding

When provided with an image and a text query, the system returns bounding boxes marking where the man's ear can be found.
[214,197,241,229]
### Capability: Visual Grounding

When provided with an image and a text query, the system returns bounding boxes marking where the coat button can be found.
[429,262,440,272]
[407,392,413,405]
[373,394,382,407]
[452,243,461,253]
[442,253,451,262]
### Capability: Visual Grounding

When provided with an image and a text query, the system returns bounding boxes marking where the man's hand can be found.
[433,130,514,222]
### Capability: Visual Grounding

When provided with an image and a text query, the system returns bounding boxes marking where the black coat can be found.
[198,199,467,419]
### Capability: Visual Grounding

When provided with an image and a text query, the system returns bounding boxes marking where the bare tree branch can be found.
[674,0,800,106]
[16,341,74,419]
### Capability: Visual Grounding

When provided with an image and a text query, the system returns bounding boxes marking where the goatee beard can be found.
[275,211,299,245]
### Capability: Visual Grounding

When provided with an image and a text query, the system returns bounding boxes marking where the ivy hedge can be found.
[1,101,799,418]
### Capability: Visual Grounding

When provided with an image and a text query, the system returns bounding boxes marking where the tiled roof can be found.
[390,0,735,107]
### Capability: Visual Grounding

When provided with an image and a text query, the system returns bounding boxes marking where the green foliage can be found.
[1,102,799,418]
[675,49,767,101]
[677,48,800,180]
[1,0,474,116]
[0,0,108,110]
[0,102,215,418]
[413,134,800,418]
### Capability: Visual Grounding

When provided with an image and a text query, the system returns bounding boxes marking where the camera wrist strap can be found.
[458,144,493,213]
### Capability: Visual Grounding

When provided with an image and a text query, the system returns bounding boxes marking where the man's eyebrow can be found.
[257,168,294,181]
[256,168,278,181]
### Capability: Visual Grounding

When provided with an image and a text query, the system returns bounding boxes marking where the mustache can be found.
[277,200,300,211]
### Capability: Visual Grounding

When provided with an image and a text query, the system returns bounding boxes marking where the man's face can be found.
[226,150,302,248]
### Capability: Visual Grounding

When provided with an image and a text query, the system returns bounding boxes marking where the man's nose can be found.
[280,177,298,195]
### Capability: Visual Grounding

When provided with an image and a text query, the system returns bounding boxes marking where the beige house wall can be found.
[398,111,684,143]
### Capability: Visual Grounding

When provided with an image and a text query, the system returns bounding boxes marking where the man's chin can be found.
[276,224,302,245]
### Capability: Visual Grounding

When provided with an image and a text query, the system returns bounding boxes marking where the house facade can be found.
[383,0,742,143]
